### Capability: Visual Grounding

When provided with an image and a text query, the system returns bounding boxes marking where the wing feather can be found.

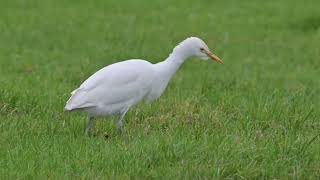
[64,60,154,111]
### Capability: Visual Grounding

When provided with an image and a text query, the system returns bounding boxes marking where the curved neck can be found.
[154,51,189,82]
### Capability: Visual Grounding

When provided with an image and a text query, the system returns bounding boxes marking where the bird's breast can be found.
[145,77,170,102]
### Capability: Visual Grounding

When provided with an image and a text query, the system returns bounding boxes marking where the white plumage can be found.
[64,37,223,135]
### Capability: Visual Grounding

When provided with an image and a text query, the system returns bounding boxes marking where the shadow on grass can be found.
[290,15,320,32]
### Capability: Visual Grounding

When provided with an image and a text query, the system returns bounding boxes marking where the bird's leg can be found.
[85,116,94,136]
[116,117,124,135]
[116,112,126,134]
[116,109,128,142]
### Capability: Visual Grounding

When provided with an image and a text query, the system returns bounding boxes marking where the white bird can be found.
[64,37,223,136]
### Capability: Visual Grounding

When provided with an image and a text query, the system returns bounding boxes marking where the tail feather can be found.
[64,88,94,111]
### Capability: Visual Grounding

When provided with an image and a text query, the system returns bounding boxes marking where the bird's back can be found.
[64,60,155,115]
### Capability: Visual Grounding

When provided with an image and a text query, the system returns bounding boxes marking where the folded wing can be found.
[64,60,154,111]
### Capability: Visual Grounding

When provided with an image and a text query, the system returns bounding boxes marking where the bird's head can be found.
[173,37,223,64]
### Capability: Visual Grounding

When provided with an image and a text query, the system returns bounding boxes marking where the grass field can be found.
[1,0,320,178]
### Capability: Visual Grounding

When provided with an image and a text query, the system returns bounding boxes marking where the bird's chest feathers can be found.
[145,75,171,102]
[145,59,181,102]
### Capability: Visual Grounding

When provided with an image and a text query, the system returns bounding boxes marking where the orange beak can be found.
[205,51,223,64]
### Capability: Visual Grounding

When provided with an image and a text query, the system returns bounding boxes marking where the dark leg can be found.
[116,108,129,142]
[85,116,94,136]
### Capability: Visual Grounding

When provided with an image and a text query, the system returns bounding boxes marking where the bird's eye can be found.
[200,48,205,51]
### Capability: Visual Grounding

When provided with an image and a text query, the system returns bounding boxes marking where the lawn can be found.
[0,0,319,178]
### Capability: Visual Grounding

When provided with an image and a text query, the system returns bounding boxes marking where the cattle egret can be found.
[64,37,223,136]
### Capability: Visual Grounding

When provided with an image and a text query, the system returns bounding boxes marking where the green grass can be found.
[1,0,320,178]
